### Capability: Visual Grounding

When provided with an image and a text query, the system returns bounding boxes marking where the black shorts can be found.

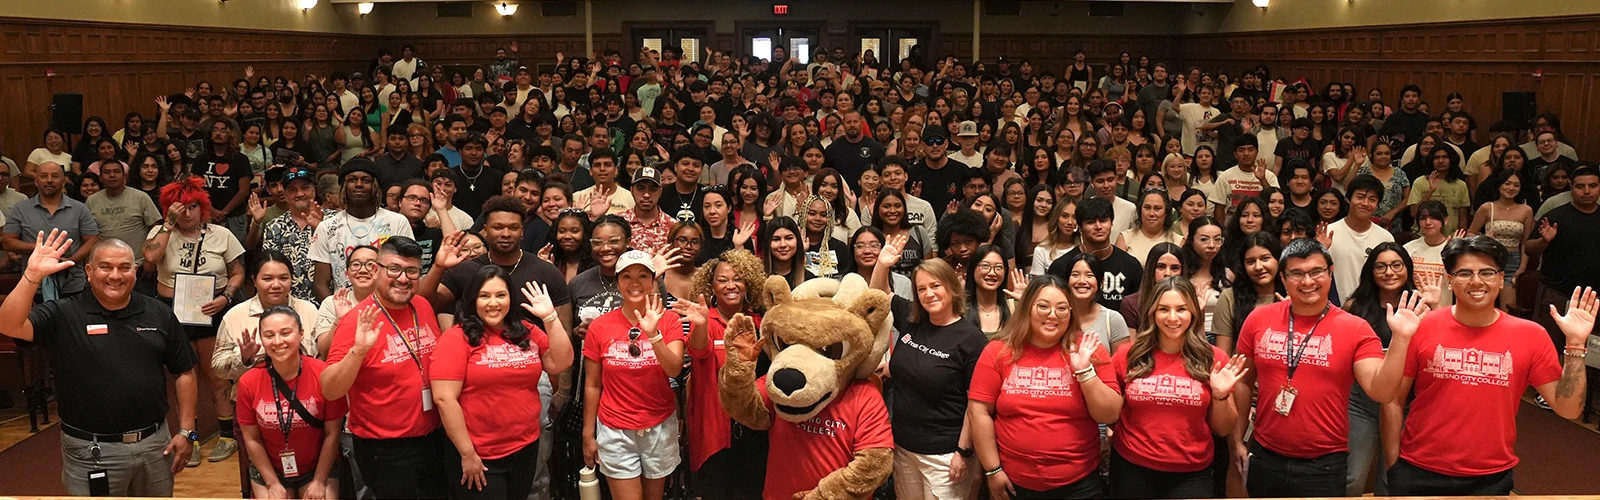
[249,465,316,491]
[156,294,224,340]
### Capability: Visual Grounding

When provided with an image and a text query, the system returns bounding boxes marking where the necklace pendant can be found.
[469,184,476,192]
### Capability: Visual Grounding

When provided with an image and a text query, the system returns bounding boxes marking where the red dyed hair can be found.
[159,176,214,222]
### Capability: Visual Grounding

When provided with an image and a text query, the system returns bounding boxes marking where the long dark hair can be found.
[456,266,534,350]
[761,216,806,287]
[1181,216,1230,288]
[1343,241,1416,344]
[811,168,852,227]
[550,210,597,273]
[1016,184,1054,271]
[1228,232,1284,338]
[964,244,1012,325]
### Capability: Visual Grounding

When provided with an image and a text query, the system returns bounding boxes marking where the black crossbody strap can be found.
[267,365,326,428]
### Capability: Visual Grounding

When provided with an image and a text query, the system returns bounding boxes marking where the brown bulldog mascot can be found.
[718,274,895,500]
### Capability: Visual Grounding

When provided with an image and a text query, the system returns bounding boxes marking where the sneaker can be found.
[1535,394,1553,411]
[207,437,238,462]
[186,439,203,468]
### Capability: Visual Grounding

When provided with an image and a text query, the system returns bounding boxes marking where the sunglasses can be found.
[924,137,947,147]
[627,327,643,358]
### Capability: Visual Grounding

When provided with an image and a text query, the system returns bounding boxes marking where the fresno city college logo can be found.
[1425,345,1513,387]
[1001,365,1073,398]
[1126,374,1205,407]
[1257,329,1333,368]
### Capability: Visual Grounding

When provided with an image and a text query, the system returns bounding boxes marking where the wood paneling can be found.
[1177,15,1600,155]
[0,17,382,161]
[944,33,1175,73]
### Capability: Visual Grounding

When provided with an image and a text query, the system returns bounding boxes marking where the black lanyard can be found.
[1284,304,1331,381]
[269,363,302,440]
[189,228,207,274]
[382,305,426,373]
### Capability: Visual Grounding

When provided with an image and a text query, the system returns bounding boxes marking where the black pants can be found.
[691,426,769,500]
[351,429,458,499]
[1110,448,1212,499]
[1245,441,1346,498]
[1387,458,1513,496]
[1013,473,1104,499]
[456,439,539,500]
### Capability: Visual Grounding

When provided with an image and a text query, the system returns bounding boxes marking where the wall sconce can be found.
[358,2,374,15]
[1252,0,1268,7]
[495,2,518,16]
[299,0,319,10]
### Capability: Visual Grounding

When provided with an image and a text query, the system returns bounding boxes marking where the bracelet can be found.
[542,313,561,325]
[21,274,38,285]
[984,466,1004,477]
[649,334,664,344]
[1213,392,1233,402]
[1564,348,1587,357]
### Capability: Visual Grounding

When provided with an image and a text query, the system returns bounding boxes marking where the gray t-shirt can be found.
[1158,100,1185,139]
[570,267,622,325]
[86,189,162,263]
[1081,304,1131,350]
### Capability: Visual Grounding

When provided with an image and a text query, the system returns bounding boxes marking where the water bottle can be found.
[578,466,601,500]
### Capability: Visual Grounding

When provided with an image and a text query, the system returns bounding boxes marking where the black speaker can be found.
[1502,91,1536,130]
[51,93,83,135]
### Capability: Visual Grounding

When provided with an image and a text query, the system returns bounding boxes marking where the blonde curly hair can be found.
[690,248,769,313]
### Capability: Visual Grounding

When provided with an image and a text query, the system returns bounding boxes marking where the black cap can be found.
[339,157,381,184]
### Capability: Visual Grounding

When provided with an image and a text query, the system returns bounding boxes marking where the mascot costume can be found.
[718,274,895,500]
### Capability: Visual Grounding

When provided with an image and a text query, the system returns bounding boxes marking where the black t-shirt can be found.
[908,161,970,217]
[1274,138,1321,170]
[521,216,552,253]
[658,184,705,224]
[411,221,443,275]
[824,137,885,192]
[888,319,988,455]
[31,293,195,433]
[195,150,254,215]
[1382,109,1430,147]
[804,237,853,279]
[1210,113,1247,169]
[170,130,206,160]
[1535,205,1600,294]
[374,154,427,191]
[442,252,573,329]
[1046,247,1143,311]
[450,163,504,218]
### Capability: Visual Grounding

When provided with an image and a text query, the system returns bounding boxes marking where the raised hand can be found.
[306,201,326,228]
[1538,219,1557,241]
[434,231,470,270]
[672,295,710,326]
[909,180,923,197]
[431,185,453,213]
[1005,268,1029,301]
[944,200,959,216]
[331,288,354,316]
[733,219,758,248]
[247,192,268,222]
[156,95,171,112]
[238,327,261,363]
[639,294,666,337]
[24,229,76,282]
[652,246,690,274]
[519,281,557,321]
[762,191,784,216]
[879,233,909,268]
[1384,290,1430,342]
[1552,286,1598,346]
[1209,354,1250,395]
[1418,274,1443,309]
[537,243,555,263]
[244,65,255,79]
[584,188,610,217]
[1067,331,1102,372]
[724,313,759,363]
[1315,222,1333,248]
[351,305,383,356]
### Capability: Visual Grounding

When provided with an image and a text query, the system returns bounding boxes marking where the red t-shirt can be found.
[1236,301,1384,458]
[1399,311,1561,476]
[326,296,443,439]
[1111,344,1226,473]
[582,308,685,430]
[967,339,1119,491]
[761,379,893,500]
[236,357,348,477]
[686,310,762,471]
[428,322,551,460]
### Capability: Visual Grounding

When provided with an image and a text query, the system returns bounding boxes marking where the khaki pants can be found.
[60,422,175,497]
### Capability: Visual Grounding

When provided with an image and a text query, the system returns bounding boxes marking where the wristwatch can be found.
[956,446,974,458]
[178,429,199,442]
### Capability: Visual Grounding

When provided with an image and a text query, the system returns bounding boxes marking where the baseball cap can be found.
[632,165,663,186]
[281,166,314,186]
[997,56,1010,64]
[616,249,657,275]
[870,80,887,90]
[957,121,979,137]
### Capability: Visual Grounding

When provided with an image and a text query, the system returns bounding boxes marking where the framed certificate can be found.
[174,273,217,326]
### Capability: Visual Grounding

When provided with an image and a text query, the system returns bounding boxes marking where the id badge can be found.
[1274,384,1298,416]
[279,451,300,477]
[88,469,110,497]
[421,387,435,412]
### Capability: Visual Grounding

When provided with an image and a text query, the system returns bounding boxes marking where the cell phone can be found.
[88,469,110,497]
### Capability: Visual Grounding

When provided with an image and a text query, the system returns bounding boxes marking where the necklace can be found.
[461,165,485,191]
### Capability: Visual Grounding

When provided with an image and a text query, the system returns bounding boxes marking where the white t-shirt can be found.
[28,148,72,169]
[1178,103,1220,155]
[392,58,421,83]
[1320,151,1370,192]
[1217,166,1279,208]
[1109,196,1138,238]
[145,224,246,290]
[949,150,983,169]
[1403,236,1452,306]
[308,209,414,290]
[1254,128,1284,165]
[1327,218,1394,303]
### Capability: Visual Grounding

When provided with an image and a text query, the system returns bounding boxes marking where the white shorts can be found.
[596,413,681,480]
[891,446,973,500]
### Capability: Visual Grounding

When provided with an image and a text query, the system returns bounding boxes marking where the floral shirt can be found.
[620,209,678,254]
[261,209,335,302]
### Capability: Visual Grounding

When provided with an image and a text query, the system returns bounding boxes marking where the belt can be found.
[61,422,163,444]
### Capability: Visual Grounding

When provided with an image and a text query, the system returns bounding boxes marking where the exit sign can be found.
[773,4,789,15]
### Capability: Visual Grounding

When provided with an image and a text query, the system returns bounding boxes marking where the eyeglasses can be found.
[1284,267,1329,283]
[1450,268,1502,283]
[854,241,883,250]
[590,237,626,249]
[627,327,643,358]
[1373,262,1407,275]
[559,207,587,215]
[401,195,429,204]
[349,260,378,271]
[976,263,1006,275]
[1192,235,1224,246]
[673,237,702,247]
[381,264,423,279]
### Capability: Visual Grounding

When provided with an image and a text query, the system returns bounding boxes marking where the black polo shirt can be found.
[30,293,194,434]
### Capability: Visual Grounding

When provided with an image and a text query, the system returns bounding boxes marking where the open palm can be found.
[25,229,76,280]
[520,282,556,319]
[1209,354,1250,395]
[1067,332,1101,371]
[1385,290,1429,341]
[1552,286,1598,344]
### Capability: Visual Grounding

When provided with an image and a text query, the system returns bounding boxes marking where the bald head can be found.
[88,238,136,265]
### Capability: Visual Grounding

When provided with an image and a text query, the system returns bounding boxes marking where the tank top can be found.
[339,126,367,163]
[1484,203,1524,253]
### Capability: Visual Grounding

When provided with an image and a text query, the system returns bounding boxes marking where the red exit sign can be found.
[773,4,789,15]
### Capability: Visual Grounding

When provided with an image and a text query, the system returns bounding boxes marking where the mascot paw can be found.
[726,313,760,362]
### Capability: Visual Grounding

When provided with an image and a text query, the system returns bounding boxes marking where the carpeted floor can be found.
[1513,401,1600,495]
[0,425,64,496]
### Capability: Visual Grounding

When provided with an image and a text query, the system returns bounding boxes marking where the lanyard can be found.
[188,228,207,274]
[1284,304,1331,381]
[269,363,302,440]
[381,305,426,373]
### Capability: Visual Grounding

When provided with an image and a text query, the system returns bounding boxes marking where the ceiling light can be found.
[299,0,319,10]
[496,2,518,16]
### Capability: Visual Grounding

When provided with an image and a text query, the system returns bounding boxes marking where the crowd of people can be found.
[0,40,1596,500]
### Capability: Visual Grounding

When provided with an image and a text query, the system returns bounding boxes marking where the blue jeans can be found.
[1246,441,1346,498]
[1346,382,1390,495]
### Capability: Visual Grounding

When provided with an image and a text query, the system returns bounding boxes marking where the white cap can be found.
[615,249,657,274]
[957,121,979,137]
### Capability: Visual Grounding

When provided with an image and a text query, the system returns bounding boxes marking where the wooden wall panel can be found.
[0,17,381,161]
[1178,16,1600,155]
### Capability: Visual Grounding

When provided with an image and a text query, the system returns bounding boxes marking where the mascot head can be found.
[757,274,892,422]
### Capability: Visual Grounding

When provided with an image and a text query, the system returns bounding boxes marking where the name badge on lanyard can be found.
[1277,304,1329,417]
[280,451,300,477]
[1274,385,1298,416]
[383,305,434,414]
